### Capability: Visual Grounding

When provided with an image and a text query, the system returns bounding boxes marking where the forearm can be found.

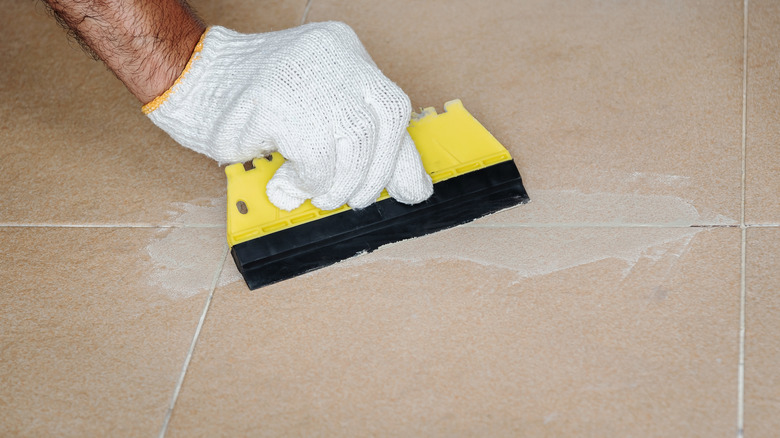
[43,0,206,103]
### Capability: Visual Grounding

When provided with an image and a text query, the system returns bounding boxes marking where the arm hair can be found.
[41,0,206,103]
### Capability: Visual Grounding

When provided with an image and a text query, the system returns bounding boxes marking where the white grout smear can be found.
[165,197,225,225]
[144,190,724,293]
[588,169,694,190]
[625,171,692,187]
[332,190,723,280]
[337,226,703,280]
[478,190,735,226]
[145,227,227,298]
[143,198,244,298]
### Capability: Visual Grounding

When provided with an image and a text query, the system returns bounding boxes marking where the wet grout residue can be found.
[143,199,242,298]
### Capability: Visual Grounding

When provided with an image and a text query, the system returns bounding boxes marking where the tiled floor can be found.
[1,0,777,436]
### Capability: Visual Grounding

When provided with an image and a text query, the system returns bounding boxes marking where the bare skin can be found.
[42,0,206,103]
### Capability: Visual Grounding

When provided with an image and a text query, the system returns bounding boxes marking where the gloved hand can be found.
[143,22,433,211]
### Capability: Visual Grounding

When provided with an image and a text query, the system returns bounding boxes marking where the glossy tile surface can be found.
[0,227,226,436]
[745,0,780,225]
[745,228,780,437]
[307,0,744,226]
[167,227,740,436]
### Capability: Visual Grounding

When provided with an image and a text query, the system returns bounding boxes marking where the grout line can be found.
[464,223,741,229]
[737,0,749,436]
[3,223,778,231]
[739,226,747,438]
[158,243,230,438]
[0,223,223,229]
[301,0,313,25]
[741,2,749,230]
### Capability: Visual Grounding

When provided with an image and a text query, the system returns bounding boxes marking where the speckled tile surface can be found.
[745,0,780,225]
[0,227,226,436]
[167,227,740,436]
[306,0,744,227]
[1,0,777,436]
[745,228,780,437]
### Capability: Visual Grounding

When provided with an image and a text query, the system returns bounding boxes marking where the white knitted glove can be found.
[143,22,433,211]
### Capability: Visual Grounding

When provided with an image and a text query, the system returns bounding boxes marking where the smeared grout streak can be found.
[338,226,702,281]
[144,198,241,298]
[625,171,691,187]
[586,169,697,192]
[145,228,227,298]
[333,190,722,280]
[165,197,225,225]
[477,190,735,227]
[144,191,731,293]
[617,231,697,281]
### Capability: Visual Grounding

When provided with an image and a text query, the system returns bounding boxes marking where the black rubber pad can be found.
[231,160,529,290]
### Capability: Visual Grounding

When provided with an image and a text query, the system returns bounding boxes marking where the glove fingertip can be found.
[267,171,308,212]
[311,193,349,212]
[386,134,433,205]
[267,186,306,212]
[387,172,433,205]
[345,190,382,210]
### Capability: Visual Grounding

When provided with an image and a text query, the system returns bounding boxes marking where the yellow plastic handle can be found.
[225,99,513,247]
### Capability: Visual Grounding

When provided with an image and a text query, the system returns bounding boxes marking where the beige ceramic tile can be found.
[0,226,227,436]
[308,0,743,226]
[167,227,739,436]
[744,227,780,437]
[191,0,307,33]
[0,2,305,226]
[745,0,780,225]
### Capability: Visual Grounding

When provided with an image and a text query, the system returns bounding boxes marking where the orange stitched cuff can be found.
[142,27,210,115]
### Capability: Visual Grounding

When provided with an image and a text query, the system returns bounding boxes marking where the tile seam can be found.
[158,243,230,438]
[4,223,778,230]
[738,0,749,436]
[0,223,224,229]
[464,223,741,229]
[465,224,779,228]
[301,0,313,25]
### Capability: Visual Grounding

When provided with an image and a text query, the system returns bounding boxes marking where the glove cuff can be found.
[141,27,211,115]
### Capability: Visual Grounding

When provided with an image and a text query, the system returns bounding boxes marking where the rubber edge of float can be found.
[231,160,529,290]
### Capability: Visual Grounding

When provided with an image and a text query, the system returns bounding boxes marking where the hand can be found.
[144,22,433,211]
